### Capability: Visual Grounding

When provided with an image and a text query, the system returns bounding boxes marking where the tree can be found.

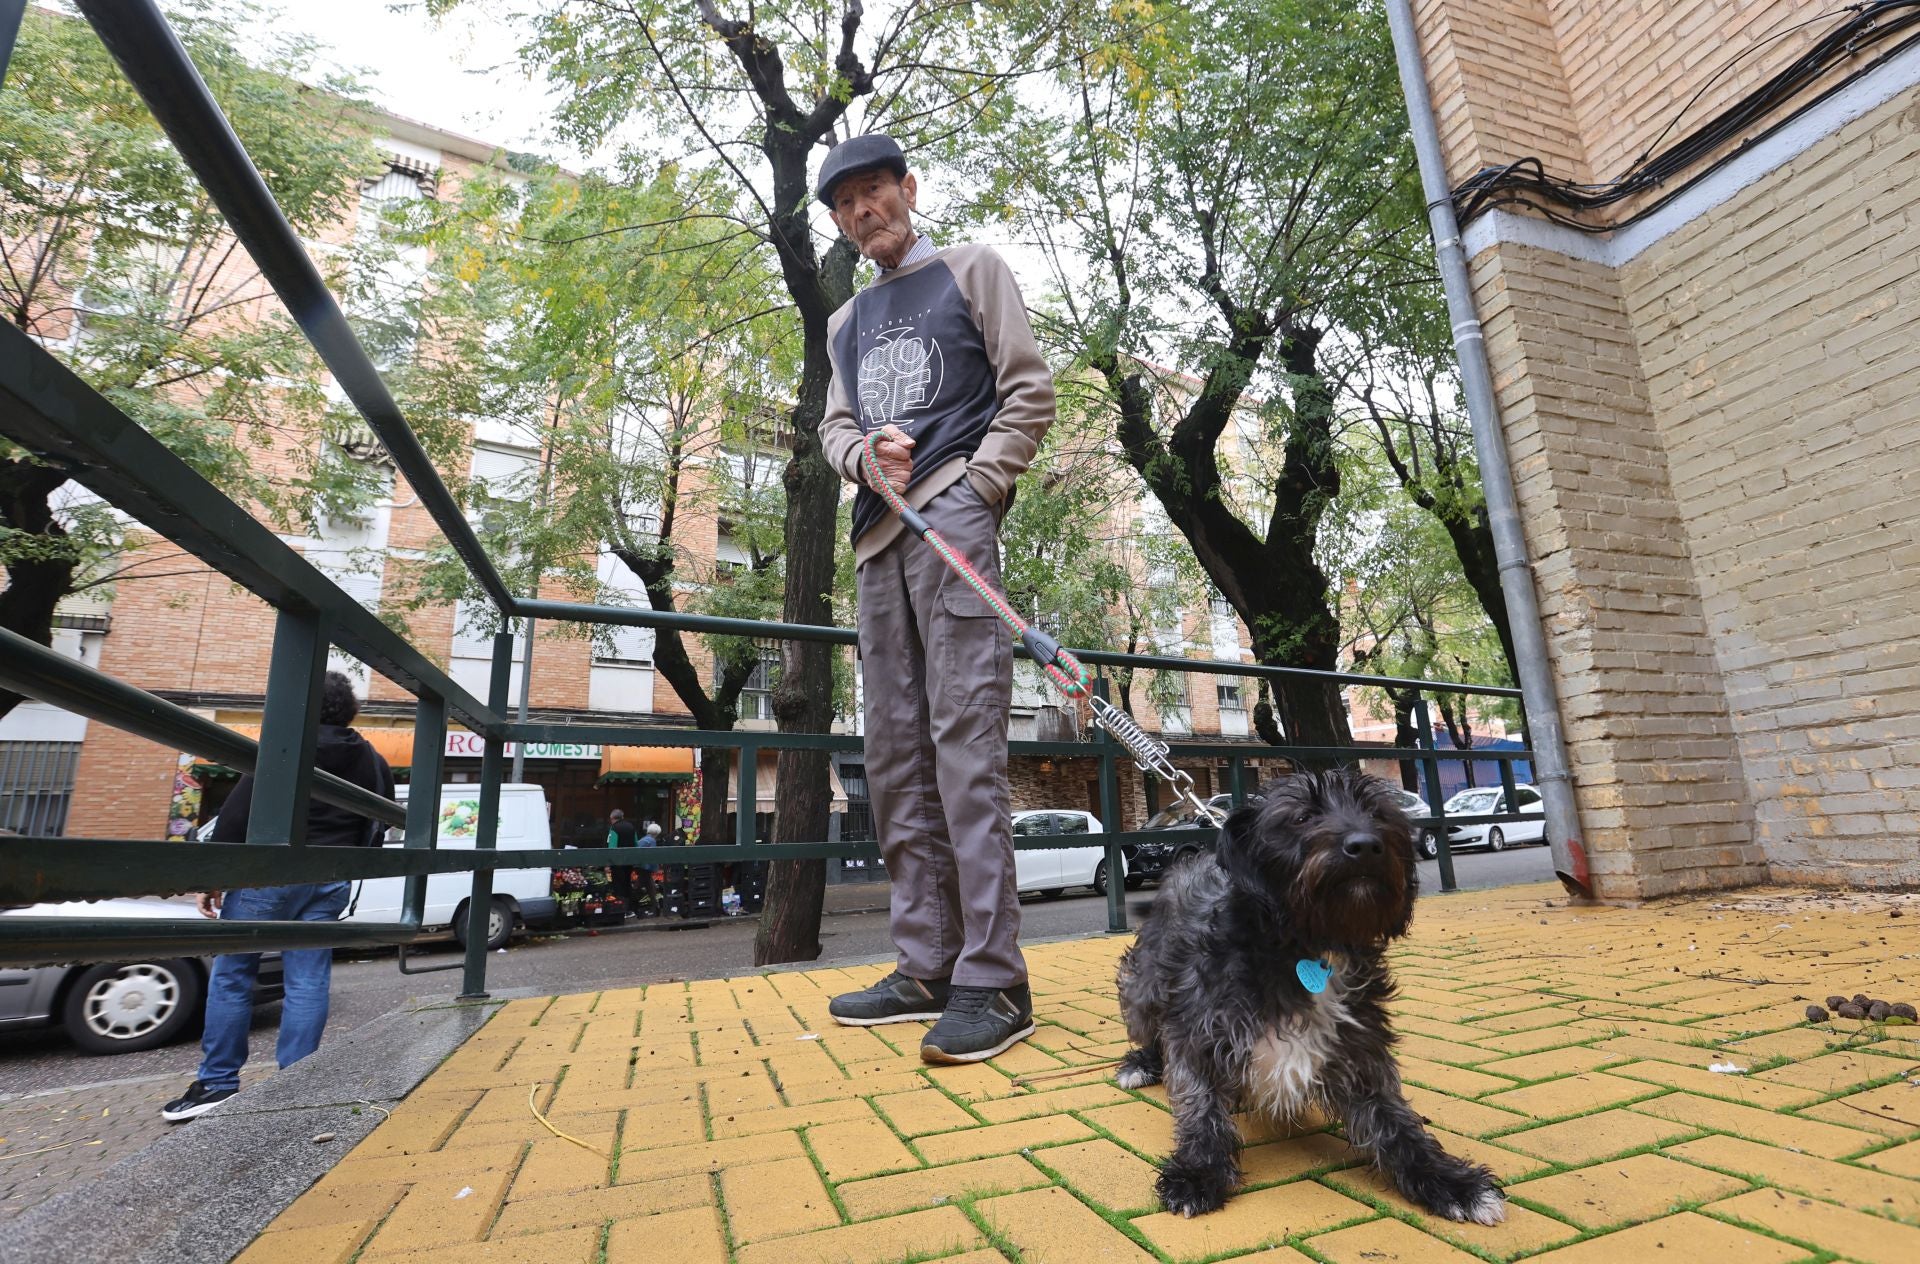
[0,1,378,717]
[379,161,795,841]
[467,0,1059,963]
[1349,294,1519,688]
[967,0,1428,750]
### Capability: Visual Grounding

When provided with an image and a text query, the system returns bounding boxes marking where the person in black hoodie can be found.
[161,672,394,1122]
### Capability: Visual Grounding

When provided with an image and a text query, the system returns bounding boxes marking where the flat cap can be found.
[816,134,907,207]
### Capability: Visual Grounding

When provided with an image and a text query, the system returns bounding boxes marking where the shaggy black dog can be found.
[1115,768,1505,1223]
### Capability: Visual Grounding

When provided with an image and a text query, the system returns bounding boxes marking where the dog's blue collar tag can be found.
[1295,957,1332,995]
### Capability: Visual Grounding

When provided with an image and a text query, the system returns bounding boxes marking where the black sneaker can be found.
[920,984,1035,1064]
[829,972,950,1027]
[161,1080,237,1122]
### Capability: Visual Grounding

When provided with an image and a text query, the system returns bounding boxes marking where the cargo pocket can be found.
[938,576,1012,707]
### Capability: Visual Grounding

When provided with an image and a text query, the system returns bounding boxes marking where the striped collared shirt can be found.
[881,233,936,273]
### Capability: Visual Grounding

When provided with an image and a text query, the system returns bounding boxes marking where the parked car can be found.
[1011,810,1126,898]
[205,783,559,951]
[1440,784,1547,851]
[1126,792,1264,882]
[1388,788,1442,859]
[0,897,284,1055]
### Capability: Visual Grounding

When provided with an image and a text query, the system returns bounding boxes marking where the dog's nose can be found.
[1342,832,1383,860]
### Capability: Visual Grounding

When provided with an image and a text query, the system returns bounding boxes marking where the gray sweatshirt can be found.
[819,242,1056,564]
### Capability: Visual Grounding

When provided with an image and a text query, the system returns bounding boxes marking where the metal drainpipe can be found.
[1384,0,1592,897]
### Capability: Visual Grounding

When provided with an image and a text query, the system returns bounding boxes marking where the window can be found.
[0,741,81,835]
[1209,590,1233,619]
[1516,787,1542,808]
[1013,814,1056,836]
[1056,813,1090,835]
[1217,682,1244,712]
[739,642,780,721]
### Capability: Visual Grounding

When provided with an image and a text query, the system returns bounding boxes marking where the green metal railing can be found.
[0,0,1538,998]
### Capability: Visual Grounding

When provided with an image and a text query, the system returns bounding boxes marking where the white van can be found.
[350,783,558,950]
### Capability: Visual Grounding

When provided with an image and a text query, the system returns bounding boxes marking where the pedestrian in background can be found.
[162,672,394,1121]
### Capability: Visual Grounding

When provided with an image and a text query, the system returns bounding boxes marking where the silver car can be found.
[0,897,284,1055]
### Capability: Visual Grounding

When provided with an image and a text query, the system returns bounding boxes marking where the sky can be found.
[271,1,573,161]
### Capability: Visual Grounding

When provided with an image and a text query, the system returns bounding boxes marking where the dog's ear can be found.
[1213,801,1273,893]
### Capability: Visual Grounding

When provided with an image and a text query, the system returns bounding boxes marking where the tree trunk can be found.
[0,462,78,721]
[697,747,731,843]
[754,218,857,966]
[1438,504,1519,688]
[1394,695,1421,791]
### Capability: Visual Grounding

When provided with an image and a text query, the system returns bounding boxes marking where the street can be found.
[0,844,1554,1219]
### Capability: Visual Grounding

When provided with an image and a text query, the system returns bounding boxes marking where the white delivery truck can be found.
[348,783,558,951]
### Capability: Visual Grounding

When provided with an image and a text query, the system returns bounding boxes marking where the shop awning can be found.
[192,723,415,775]
[598,745,697,785]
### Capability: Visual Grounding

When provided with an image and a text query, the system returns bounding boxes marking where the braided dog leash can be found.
[860,431,1225,827]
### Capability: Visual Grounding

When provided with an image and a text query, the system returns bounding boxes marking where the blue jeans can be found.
[197,881,350,1091]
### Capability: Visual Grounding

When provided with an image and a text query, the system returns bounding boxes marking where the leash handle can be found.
[861,431,1090,700]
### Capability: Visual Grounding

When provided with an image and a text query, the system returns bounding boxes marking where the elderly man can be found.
[816,135,1055,1063]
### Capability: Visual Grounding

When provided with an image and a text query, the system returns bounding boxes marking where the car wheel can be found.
[62,959,204,1055]
[1092,861,1111,897]
[1488,827,1506,852]
[454,897,514,951]
[1419,830,1440,860]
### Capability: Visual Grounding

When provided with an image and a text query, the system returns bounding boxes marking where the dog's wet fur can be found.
[1116,768,1505,1223]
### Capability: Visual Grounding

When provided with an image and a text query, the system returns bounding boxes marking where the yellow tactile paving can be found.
[242,882,1920,1262]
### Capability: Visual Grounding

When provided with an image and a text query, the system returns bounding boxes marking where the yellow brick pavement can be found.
[241,884,1920,1262]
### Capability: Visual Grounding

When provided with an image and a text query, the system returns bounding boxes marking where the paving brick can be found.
[807,1115,921,1181]
[873,1088,980,1137]
[1481,1072,1662,1121]
[1427,1128,1550,1183]
[1029,1138,1160,1211]
[1726,1027,1854,1061]
[1520,1211,1809,1263]
[373,1226,601,1263]
[784,1069,929,1103]
[1496,1108,1698,1164]
[603,1204,729,1264]
[1858,1138,1920,1178]
[1398,1034,1503,1066]
[1305,1216,1484,1263]
[1754,1050,1912,1094]
[345,1092,481,1159]
[360,1173,513,1254]
[1470,1026,1596,1055]
[838,1154,1047,1219]
[1505,1153,1749,1229]
[1240,1133,1365,1186]
[1400,1085,1531,1138]
[1319,1167,1583,1261]
[720,1155,840,1244]
[1131,1180,1376,1262]
[1467,1006,1577,1033]
[1080,1101,1172,1153]
[708,1096,875,1139]
[233,1221,375,1264]
[508,1130,616,1199]
[971,1083,1133,1123]
[924,1063,1021,1103]
[491,1174,711,1236]
[1667,1134,1920,1217]
[1397,1056,1522,1098]
[1797,1082,1920,1138]
[975,1185,1153,1262]
[1627,1092,1879,1158]
[916,1114,1096,1164]
[1711,1186,1920,1264]
[611,1131,805,1182]
[324,1143,525,1188]
[269,1181,403,1231]
[731,1205,983,1264]
[1477,1044,1628,1082]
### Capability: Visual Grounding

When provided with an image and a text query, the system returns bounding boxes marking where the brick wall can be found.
[1618,80,1920,886]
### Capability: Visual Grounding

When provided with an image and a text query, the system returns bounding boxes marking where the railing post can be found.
[459,631,514,999]
[1414,697,1457,893]
[1229,755,1246,806]
[1,0,27,93]
[1499,753,1518,815]
[1093,678,1126,934]
[250,608,329,847]
[736,743,758,847]
[403,693,447,925]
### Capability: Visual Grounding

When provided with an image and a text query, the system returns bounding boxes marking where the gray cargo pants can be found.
[856,477,1024,989]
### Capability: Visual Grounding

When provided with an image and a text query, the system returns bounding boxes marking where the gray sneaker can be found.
[920,984,1035,1064]
[829,971,950,1026]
